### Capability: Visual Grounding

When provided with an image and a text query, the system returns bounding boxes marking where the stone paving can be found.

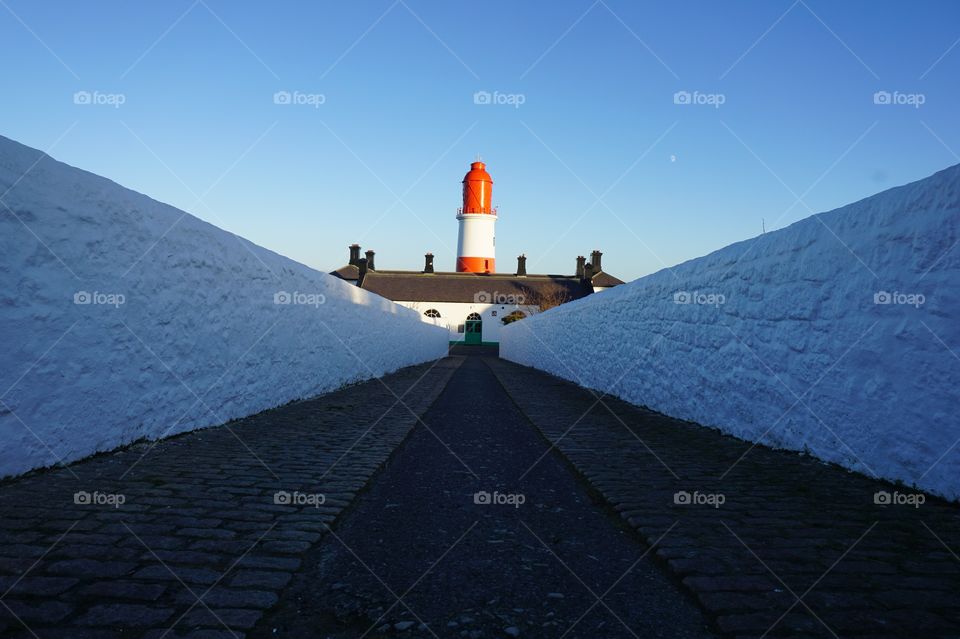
[251,354,714,639]
[0,358,459,638]
[486,357,960,639]
[2,349,959,639]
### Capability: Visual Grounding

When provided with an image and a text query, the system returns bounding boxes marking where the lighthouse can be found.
[456,160,497,273]
[332,158,626,344]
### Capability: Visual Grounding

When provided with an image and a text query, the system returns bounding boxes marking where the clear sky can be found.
[2,1,958,281]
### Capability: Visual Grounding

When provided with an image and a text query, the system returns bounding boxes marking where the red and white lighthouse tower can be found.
[456,160,497,273]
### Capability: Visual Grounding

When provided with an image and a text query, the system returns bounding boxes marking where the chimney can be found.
[357,257,368,283]
[583,261,594,282]
[575,256,585,279]
[423,252,434,273]
[364,249,375,271]
[591,250,603,273]
[349,243,361,266]
[516,254,527,276]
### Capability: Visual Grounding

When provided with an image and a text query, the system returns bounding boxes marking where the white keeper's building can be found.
[330,160,623,345]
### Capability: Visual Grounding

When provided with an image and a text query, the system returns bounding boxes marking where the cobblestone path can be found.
[2,351,958,639]
[0,358,459,638]
[252,354,714,639]
[486,357,960,639]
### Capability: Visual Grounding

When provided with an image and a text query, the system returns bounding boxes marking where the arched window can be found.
[466,312,481,321]
[424,309,441,318]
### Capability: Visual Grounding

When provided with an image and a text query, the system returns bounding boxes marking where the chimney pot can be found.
[583,261,594,282]
[349,244,361,266]
[364,249,375,271]
[424,252,435,273]
[590,250,603,273]
[357,257,368,282]
[516,254,527,276]
[575,255,586,279]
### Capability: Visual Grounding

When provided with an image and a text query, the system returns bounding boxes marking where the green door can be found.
[464,314,482,344]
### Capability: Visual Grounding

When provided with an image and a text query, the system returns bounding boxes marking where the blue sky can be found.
[2,0,958,280]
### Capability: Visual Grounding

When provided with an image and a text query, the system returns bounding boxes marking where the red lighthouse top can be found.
[462,161,494,214]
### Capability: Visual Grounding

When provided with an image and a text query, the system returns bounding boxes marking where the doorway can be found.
[465,312,482,345]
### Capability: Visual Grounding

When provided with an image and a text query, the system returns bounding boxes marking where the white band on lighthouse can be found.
[456,212,497,273]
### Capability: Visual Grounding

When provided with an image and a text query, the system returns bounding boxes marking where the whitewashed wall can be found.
[0,135,449,478]
[398,300,539,343]
[502,164,960,501]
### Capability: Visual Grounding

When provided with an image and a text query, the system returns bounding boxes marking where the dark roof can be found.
[591,271,625,287]
[359,271,594,304]
[329,264,359,281]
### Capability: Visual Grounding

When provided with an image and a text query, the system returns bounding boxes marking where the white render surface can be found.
[0,135,449,478]
[502,164,960,501]
[398,300,539,343]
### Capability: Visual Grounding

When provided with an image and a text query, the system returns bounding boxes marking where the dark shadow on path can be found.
[251,355,715,639]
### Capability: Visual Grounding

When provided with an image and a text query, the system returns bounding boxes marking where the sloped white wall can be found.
[502,165,960,501]
[0,136,449,478]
